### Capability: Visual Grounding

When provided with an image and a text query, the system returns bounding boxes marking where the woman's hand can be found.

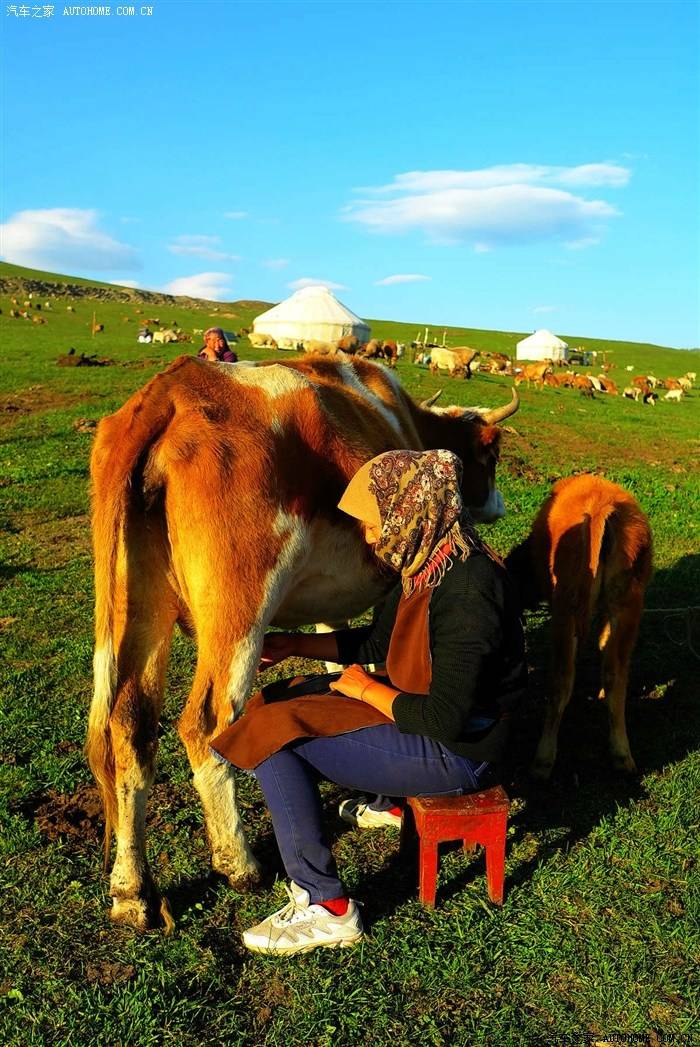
[259,633,295,669]
[329,664,374,700]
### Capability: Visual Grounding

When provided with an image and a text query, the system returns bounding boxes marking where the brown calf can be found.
[506,474,652,779]
[514,362,552,388]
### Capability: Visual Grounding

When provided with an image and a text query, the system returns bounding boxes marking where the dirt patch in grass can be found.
[85,961,136,985]
[0,385,98,422]
[10,512,92,566]
[502,450,547,484]
[31,780,197,847]
[34,783,104,845]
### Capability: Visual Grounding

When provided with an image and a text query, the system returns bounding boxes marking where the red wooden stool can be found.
[400,786,509,907]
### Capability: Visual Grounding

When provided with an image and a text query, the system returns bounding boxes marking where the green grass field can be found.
[1,263,698,1046]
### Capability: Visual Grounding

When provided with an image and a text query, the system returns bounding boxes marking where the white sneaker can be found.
[338,796,403,829]
[242,881,364,956]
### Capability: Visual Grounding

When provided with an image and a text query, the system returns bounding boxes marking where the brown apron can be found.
[210,587,433,769]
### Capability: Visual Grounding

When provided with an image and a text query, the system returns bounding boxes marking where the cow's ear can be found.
[478,424,500,449]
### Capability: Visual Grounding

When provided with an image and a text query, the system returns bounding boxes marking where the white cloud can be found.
[344,163,628,249]
[356,163,631,194]
[263,258,290,270]
[117,279,141,288]
[168,235,239,261]
[0,208,140,271]
[288,277,347,291]
[374,273,431,286]
[162,272,233,300]
[224,210,249,220]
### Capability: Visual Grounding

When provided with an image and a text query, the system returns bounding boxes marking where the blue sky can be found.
[2,0,698,347]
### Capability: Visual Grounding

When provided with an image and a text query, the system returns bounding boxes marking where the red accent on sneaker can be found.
[319,897,349,916]
[387,806,403,818]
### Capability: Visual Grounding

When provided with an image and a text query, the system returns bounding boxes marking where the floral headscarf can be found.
[338,449,485,594]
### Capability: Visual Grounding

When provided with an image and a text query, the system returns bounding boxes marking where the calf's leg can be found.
[598,589,643,774]
[531,617,578,780]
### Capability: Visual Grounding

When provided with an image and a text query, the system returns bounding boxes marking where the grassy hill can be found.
[0,264,698,1045]
[2,261,697,374]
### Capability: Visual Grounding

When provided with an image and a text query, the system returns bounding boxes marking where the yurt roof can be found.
[516,328,569,350]
[254,286,368,329]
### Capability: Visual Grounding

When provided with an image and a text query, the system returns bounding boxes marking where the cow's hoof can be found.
[225,860,262,893]
[213,850,262,891]
[110,891,173,933]
[611,753,638,775]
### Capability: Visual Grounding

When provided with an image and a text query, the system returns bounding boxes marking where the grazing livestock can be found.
[67,305,75,312]
[573,375,595,398]
[381,339,399,367]
[357,338,385,360]
[632,375,650,390]
[276,337,301,350]
[428,346,479,378]
[506,474,652,779]
[450,347,480,377]
[664,378,682,391]
[152,329,179,345]
[336,334,360,353]
[303,339,338,355]
[685,371,696,383]
[92,323,105,334]
[623,385,641,401]
[664,388,683,403]
[87,356,519,930]
[248,332,278,349]
[677,377,692,392]
[597,375,618,395]
[514,362,552,388]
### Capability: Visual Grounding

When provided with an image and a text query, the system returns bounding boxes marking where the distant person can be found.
[198,327,238,363]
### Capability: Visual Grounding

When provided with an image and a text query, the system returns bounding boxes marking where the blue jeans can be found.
[253,724,489,902]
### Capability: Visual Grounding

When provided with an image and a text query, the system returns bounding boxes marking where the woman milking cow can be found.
[210,448,527,955]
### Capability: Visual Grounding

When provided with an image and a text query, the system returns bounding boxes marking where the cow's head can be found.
[420,388,519,523]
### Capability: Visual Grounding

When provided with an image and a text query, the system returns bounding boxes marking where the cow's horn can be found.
[420,390,443,409]
[481,388,520,425]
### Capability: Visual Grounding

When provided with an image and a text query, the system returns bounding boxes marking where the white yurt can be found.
[516,329,569,362]
[252,285,370,344]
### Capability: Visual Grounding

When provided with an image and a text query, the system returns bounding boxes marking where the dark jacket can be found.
[335,552,527,762]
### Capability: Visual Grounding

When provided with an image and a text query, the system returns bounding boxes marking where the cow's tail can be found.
[580,503,616,636]
[85,368,177,870]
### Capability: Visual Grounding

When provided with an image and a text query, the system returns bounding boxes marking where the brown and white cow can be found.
[87,355,519,929]
[428,346,479,379]
[506,474,652,780]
